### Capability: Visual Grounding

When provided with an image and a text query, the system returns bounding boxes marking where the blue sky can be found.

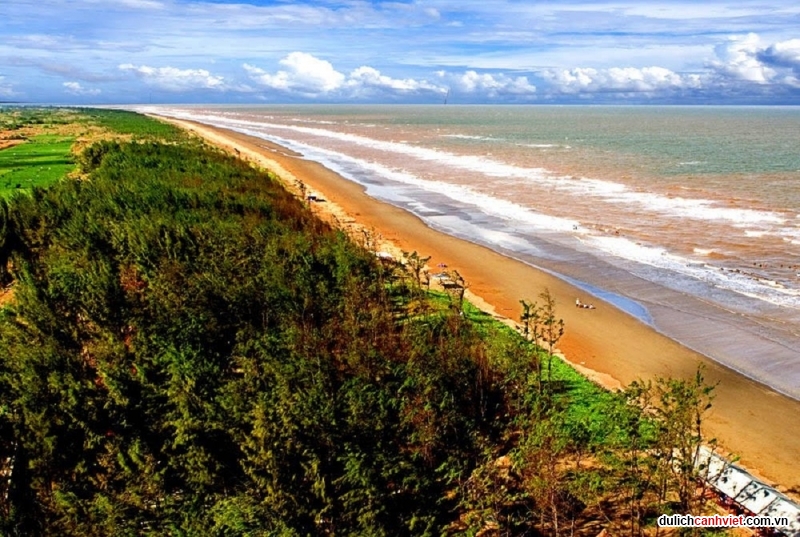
[1,0,799,104]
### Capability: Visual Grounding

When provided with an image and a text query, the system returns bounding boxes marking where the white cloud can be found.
[449,70,536,96]
[119,63,226,91]
[711,33,775,83]
[537,33,800,98]
[534,32,800,99]
[244,53,345,95]
[544,66,700,94]
[245,53,445,99]
[705,34,800,94]
[606,2,790,21]
[81,0,164,9]
[62,81,100,96]
[117,0,163,8]
[244,52,539,101]
[10,34,70,51]
[760,38,800,70]
[347,66,444,94]
[178,0,439,30]
[5,0,800,104]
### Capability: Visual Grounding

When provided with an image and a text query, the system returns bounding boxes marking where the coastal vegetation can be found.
[0,107,77,195]
[0,109,720,536]
[0,107,186,197]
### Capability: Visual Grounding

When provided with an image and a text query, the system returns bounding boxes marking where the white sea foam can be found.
[141,107,800,311]
[778,228,800,245]
[289,118,336,125]
[520,143,563,149]
[283,138,580,234]
[583,235,800,309]
[441,134,500,141]
[407,201,437,214]
[160,110,788,227]
[745,230,769,238]
[188,120,582,242]
[556,177,785,224]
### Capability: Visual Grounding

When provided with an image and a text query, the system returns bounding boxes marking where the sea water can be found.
[135,104,800,400]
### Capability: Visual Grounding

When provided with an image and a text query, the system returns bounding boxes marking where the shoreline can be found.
[158,115,800,498]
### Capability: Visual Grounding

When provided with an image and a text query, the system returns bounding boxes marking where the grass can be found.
[425,288,629,449]
[0,107,190,198]
[0,134,75,196]
[1,108,70,131]
[77,108,187,141]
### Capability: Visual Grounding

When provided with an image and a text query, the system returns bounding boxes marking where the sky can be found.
[1,0,799,105]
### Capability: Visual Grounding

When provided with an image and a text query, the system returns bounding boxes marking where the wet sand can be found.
[161,116,800,498]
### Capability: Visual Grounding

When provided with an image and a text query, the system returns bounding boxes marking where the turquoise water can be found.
[142,104,800,399]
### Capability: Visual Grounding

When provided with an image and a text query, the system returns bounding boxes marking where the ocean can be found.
[136,104,800,400]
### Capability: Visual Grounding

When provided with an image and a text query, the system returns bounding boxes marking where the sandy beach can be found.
[161,116,800,498]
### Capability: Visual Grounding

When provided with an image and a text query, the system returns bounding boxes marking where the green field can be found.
[77,108,186,141]
[0,134,75,196]
[0,107,187,198]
